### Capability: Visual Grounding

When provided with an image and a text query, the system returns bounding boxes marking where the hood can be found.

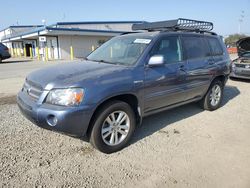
[27,60,129,89]
[237,37,250,57]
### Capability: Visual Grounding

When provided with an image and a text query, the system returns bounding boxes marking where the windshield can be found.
[242,52,250,58]
[87,35,152,65]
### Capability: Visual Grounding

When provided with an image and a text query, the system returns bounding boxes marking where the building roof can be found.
[56,21,143,25]
[0,25,43,32]
[1,21,143,42]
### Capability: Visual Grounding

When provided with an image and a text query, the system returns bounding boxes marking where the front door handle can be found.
[179,65,187,72]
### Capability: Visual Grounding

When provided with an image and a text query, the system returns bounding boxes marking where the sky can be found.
[0,0,249,36]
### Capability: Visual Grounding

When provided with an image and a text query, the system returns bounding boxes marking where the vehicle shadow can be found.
[230,77,250,83]
[130,85,240,145]
[1,60,32,64]
[222,85,240,106]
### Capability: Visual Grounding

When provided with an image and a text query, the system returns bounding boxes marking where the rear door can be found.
[181,34,214,100]
[143,35,188,112]
[206,36,226,67]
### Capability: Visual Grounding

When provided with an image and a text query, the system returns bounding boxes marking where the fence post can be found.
[17,48,20,57]
[10,48,14,57]
[36,47,40,60]
[29,47,33,59]
[45,47,49,61]
[24,48,27,57]
[70,46,74,60]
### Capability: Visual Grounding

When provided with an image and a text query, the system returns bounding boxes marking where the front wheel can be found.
[200,80,224,111]
[90,101,136,154]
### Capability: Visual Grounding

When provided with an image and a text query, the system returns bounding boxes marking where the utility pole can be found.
[238,10,245,34]
[42,19,46,26]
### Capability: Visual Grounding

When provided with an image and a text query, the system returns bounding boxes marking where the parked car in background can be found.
[230,37,250,79]
[17,19,231,153]
[0,43,11,62]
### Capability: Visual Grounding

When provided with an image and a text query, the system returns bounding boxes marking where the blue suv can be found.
[17,19,231,153]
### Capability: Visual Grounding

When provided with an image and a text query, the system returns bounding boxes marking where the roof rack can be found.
[132,18,214,34]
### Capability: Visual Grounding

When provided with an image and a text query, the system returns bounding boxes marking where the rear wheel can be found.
[200,80,223,111]
[90,100,136,153]
[0,56,2,63]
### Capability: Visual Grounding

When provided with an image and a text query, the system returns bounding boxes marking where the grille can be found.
[23,79,43,101]
[17,96,32,111]
[235,64,246,68]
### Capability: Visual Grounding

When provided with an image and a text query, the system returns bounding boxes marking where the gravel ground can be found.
[0,79,250,188]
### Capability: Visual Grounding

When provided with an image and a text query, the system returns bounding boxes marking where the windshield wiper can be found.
[99,60,115,64]
[88,59,118,65]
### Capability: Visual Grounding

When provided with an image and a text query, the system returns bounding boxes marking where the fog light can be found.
[47,115,57,127]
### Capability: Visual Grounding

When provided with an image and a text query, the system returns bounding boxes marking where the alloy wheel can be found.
[210,84,221,106]
[101,111,130,146]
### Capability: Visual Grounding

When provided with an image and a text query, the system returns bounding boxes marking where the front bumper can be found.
[230,67,250,80]
[17,90,94,137]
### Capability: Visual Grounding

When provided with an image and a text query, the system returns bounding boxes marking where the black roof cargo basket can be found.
[132,18,214,34]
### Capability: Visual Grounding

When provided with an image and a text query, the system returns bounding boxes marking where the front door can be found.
[144,35,188,113]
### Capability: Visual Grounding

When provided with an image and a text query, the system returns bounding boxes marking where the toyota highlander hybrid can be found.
[17,18,231,153]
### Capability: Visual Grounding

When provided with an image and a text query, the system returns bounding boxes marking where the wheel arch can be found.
[212,75,227,86]
[86,93,141,139]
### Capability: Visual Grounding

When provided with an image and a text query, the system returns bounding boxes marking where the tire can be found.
[90,100,136,154]
[200,80,224,111]
[0,56,2,63]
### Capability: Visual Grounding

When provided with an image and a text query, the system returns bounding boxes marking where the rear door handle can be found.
[207,59,215,65]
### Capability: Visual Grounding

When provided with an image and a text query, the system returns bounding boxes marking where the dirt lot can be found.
[0,58,250,187]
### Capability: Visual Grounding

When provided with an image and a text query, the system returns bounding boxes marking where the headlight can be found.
[46,88,84,106]
[231,62,236,68]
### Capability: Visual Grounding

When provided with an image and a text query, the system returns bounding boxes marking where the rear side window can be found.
[182,36,210,60]
[207,37,224,56]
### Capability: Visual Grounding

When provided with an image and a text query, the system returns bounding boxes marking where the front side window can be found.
[151,36,182,64]
[183,36,210,60]
[87,35,152,65]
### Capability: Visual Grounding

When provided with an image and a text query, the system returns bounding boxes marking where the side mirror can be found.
[148,55,164,67]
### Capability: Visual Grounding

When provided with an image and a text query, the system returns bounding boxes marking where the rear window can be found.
[207,37,224,56]
[182,36,210,60]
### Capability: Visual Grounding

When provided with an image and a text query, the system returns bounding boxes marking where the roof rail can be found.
[132,18,214,33]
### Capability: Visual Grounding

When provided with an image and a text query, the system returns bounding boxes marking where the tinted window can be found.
[87,35,151,65]
[207,37,223,56]
[183,36,210,59]
[151,36,182,64]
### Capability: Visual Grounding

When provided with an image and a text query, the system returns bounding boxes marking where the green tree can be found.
[224,34,247,47]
